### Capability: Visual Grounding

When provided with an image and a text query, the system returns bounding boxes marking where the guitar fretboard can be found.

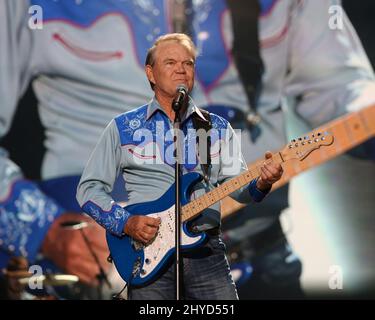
[181,153,285,222]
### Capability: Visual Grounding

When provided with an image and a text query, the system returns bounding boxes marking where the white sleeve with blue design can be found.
[285,0,375,127]
[76,120,130,237]
[0,0,63,263]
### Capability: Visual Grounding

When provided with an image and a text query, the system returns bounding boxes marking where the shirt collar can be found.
[146,96,208,123]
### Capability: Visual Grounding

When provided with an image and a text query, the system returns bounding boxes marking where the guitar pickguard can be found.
[139,207,204,279]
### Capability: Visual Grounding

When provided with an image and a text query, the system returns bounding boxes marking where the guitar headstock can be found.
[281,132,334,161]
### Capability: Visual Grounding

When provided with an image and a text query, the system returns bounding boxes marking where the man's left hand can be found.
[256,151,283,191]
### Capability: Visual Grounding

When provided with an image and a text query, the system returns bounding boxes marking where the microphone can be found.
[172,84,188,112]
[60,220,89,230]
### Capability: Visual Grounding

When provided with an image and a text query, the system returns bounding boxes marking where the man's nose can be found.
[175,62,186,73]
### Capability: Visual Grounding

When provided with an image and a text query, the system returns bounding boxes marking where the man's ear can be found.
[145,65,155,86]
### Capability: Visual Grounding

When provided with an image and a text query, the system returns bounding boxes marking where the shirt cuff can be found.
[248,178,270,202]
[81,201,131,237]
[0,179,64,262]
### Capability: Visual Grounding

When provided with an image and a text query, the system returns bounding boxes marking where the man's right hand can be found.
[124,216,161,244]
[41,212,110,285]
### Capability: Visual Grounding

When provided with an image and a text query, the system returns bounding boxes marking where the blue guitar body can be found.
[106,172,207,287]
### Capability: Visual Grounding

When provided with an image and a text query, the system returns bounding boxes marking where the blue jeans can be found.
[128,234,238,300]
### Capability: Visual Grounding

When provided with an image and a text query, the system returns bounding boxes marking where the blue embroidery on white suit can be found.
[0,181,62,259]
[31,0,169,67]
[30,0,233,90]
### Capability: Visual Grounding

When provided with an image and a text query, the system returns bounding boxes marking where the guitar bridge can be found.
[132,257,142,277]
[131,239,144,251]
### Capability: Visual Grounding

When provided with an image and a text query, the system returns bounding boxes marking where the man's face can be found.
[146,41,195,99]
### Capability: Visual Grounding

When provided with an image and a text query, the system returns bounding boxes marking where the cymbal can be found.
[18,274,79,286]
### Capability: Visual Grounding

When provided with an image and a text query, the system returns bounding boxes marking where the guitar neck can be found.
[274,104,375,189]
[220,104,375,219]
[181,153,285,222]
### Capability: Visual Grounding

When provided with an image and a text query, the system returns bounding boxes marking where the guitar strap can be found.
[226,0,263,141]
[191,109,212,184]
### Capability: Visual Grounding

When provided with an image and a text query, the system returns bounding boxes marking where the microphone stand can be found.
[173,100,183,301]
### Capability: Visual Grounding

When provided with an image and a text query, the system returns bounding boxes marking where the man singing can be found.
[76,33,283,300]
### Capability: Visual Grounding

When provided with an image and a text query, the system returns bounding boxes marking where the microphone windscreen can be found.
[176,84,187,93]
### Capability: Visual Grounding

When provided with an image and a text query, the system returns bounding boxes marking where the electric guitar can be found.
[106,132,334,286]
